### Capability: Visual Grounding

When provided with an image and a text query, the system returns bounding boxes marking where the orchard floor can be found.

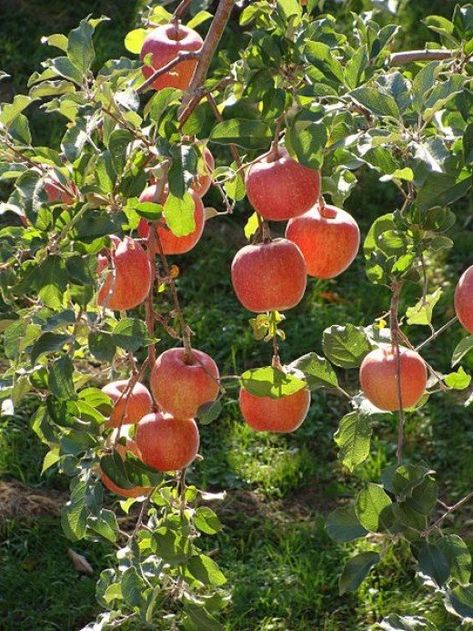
[1,173,473,629]
[1,1,472,629]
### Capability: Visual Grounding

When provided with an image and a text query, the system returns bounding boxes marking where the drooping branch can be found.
[179,0,235,126]
[389,48,457,66]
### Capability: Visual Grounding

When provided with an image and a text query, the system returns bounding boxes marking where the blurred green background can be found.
[0,1,472,629]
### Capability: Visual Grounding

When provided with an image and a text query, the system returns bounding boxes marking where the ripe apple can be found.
[231,238,307,312]
[101,380,153,428]
[44,173,78,205]
[150,347,220,419]
[455,265,473,333]
[140,23,203,91]
[136,412,200,472]
[245,148,321,221]
[192,147,215,197]
[101,439,151,498]
[138,185,205,255]
[359,346,427,411]
[97,236,152,311]
[239,387,311,433]
[286,204,360,279]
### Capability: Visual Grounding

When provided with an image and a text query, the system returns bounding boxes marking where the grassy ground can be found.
[1,1,473,630]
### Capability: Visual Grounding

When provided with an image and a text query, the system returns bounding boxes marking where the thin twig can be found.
[423,491,473,536]
[390,48,457,66]
[415,316,459,353]
[137,51,201,94]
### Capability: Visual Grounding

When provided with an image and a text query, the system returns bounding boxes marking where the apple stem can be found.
[173,0,193,22]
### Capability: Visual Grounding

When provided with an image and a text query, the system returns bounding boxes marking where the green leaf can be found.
[452,335,473,367]
[210,119,272,150]
[305,42,344,84]
[112,318,151,352]
[240,366,307,399]
[277,0,302,21]
[406,289,442,326]
[188,554,227,586]
[62,119,89,162]
[124,28,147,54]
[445,583,473,620]
[339,551,380,595]
[41,33,69,52]
[444,366,471,390]
[0,95,34,127]
[416,542,450,587]
[322,324,372,369]
[244,212,259,240]
[183,604,223,631]
[334,412,372,472]
[438,534,472,586]
[121,566,144,608]
[286,120,327,170]
[289,352,338,389]
[164,192,196,237]
[194,507,222,535]
[381,464,434,499]
[407,477,438,515]
[48,56,83,85]
[30,332,71,363]
[88,331,116,362]
[187,10,213,29]
[412,62,439,110]
[350,86,400,119]
[49,356,76,400]
[89,508,119,543]
[344,45,368,90]
[154,527,192,565]
[356,483,392,532]
[41,448,60,474]
[67,19,95,73]
[326,505,368,543]
[196,399,222,425]
[108,128,133,176]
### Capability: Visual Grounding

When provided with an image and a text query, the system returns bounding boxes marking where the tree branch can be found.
[137,51,201,94]
[423,491,473,537]
[415,316,458,353]
[178,0,235,127]
[389,49,457,66]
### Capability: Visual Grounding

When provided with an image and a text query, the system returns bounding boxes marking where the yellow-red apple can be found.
[138,185,204,254]
[455,265,473,333]
[136,412,200,472]
[231,238,307,312]
[245,148,321,221]
[101,380,153,428]
[359,346,427,411]
[140,23,203,91]
[239,387,311,433]
[150,347,219,419]
[97,236,152,311]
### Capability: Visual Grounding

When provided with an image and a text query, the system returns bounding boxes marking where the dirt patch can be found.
[0,479,67,524]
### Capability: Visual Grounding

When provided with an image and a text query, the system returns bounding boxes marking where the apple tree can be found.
[0,0,473,628]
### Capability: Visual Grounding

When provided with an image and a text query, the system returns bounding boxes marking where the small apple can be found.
[138,185,204,255]
[286,204,360,279]
[101,439,151,498]
[136,412,200,472]
[140,23,203,91]
[97,236,152,311]
[359,345,427,411]
[150,347,220,419]
[239,387,311,432]
[231,238,307,312]
[245,148,321,221]
[455,265,473,333]
[101,380,153,428]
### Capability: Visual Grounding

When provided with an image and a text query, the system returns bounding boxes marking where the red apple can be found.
[44,173,78,205]
[150,347,220,419]
[192,147,215,197]
[231,238,307,312]
[101,380,153,428]
[245,148,321,221]
[101,440,151,498]
[97,236,152,311]
[359,346,427,411]
[286,204,360,279]
[455,265,473,333]
[138,185,204,255]
[239,387,311,433]
[140,23,203,91]
[136,412,200,472]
